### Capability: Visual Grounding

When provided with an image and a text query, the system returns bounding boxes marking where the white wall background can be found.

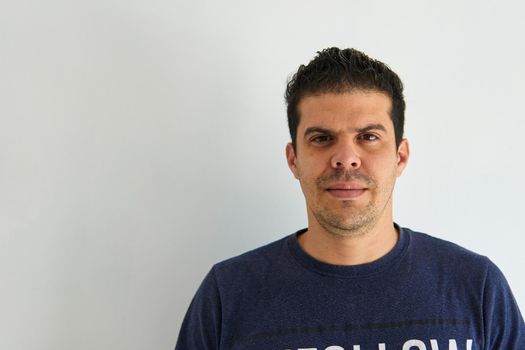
[1,0,524,349]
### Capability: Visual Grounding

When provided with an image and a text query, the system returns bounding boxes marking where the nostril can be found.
[332,157,360,169]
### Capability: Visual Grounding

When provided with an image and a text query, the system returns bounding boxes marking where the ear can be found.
[285,143,299,179]
[396,138,410,177]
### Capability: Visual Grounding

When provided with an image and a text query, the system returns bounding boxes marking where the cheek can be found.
[296,156,325,177]
[366,155,398,180]
[296,166,322,194]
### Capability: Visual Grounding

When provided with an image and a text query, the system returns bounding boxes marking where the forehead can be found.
[297,91,393,131]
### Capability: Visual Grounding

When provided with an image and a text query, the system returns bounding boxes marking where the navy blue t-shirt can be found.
[175,226,525,349]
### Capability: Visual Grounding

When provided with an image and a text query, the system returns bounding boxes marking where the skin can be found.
[286,90,410,266]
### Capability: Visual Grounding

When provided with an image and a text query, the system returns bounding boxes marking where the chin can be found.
[314,210,376,235]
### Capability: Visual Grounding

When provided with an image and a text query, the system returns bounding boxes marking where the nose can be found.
[330,139,361,170]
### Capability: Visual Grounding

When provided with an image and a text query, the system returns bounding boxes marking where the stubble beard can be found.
[309,168,393,239]
[312,199,379,238]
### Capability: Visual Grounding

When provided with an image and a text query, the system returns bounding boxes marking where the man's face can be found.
[286,90,409,237]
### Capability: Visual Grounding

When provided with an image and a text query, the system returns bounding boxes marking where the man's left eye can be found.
[359,134,379,142]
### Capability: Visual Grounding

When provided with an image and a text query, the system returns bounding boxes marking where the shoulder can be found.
[405,227,489,262]
[402,227,492,279]
[215,233,292,267]
[211,233,296,285]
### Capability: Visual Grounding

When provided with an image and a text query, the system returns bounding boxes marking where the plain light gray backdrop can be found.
[1,0,524,349]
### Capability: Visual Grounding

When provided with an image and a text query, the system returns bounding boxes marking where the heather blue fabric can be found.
[175,226,525,350]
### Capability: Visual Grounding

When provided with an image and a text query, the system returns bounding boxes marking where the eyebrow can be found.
[303,123,387,138]
[355,123,387,134]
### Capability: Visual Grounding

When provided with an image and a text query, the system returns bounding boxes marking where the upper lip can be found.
[326,182,367,190]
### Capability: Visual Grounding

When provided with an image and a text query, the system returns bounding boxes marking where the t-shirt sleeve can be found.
[175,266,222,350]
[482,259,525,349]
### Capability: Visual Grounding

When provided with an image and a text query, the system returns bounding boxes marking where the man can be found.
[175,48,525,349]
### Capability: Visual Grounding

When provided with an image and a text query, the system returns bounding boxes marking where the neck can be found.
[298,214,399,266]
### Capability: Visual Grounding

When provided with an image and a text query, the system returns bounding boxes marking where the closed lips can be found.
[326,183,367,199]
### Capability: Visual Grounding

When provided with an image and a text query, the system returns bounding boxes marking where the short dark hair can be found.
[285,47,405,150]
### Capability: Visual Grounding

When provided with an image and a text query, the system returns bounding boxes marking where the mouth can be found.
[325,182,368,200]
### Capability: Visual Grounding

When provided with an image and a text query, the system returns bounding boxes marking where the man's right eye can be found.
[310,135,333,144]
